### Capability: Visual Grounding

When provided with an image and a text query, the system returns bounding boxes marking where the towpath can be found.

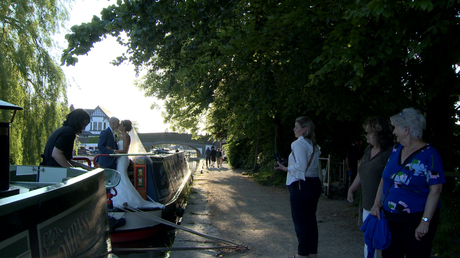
[171,162,363,258]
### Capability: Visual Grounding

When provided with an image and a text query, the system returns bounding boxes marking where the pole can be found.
[0,122,10,191]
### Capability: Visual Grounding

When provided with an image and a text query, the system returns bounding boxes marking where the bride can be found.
[111,119,164,209]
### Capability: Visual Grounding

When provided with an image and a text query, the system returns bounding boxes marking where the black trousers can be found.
[382,208,440,258]
[288,178,322,256]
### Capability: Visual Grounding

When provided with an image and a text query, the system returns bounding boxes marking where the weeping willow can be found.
[0,0,70,165]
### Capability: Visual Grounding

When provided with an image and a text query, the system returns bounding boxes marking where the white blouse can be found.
[286,136,321,186]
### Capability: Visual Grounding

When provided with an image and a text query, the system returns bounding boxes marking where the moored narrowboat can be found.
[106,152,193,244]
[0,166,119,257]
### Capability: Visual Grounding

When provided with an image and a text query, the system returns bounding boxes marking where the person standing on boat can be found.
[98,117,119,169]
[41,109,93,170]
[110,119,164,209]
[274,116,322,258]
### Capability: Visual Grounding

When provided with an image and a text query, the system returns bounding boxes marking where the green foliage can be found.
[1,0,70,165]
[87,136,100,144]
[252,169,287,187]
[62,0,460,168]
[226,136,254,169]
[61,1,458,171]
[432,179,460,257]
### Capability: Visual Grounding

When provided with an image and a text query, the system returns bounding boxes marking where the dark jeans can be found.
[288,178,322,256]
[382,208,440,258]
[206,156,211,167]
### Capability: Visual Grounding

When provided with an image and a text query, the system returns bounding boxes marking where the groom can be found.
[97,117,119,169]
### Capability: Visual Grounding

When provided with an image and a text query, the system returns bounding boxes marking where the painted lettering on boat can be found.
[42,211,91,257]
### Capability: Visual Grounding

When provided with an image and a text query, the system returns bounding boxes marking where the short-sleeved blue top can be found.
[382,143,445,214]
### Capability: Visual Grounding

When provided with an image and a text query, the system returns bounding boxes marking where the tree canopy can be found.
[1,0,70,165]
[62,0,460,170]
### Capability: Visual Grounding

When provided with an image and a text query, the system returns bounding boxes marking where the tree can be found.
[1,0,70,165]
[62,0,460,170]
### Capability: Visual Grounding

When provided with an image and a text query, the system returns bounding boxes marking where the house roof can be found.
[98,106,112,118]
[79,105,113,118]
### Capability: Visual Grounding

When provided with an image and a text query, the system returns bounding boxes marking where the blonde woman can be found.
[275,116,322,258]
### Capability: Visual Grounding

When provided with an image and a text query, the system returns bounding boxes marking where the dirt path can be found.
[172,163,363,258]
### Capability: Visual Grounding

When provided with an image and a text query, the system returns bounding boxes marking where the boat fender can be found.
[176,207,185,217]
[107,188,118,210]
[109,216,126,232]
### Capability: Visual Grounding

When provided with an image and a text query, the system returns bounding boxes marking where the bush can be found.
[432,177,460,257]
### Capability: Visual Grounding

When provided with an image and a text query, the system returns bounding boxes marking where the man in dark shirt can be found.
[41,109,93,170]
[210,146,217,167]
[205,147,211,168]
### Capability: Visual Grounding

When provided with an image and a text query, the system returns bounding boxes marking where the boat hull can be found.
[0,168,111,258]
[109,152,193,244]
[109,210,164,243]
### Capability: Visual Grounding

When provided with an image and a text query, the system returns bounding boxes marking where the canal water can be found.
[112,158,202,258]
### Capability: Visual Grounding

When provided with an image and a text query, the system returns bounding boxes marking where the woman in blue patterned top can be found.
[370,108,445,258]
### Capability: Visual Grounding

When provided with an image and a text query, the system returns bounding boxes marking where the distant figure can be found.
[216,148,223,168]
[347,116,393,258]
[274,116,322,258]
[346,139,364,184]
[210,146,217,167]
[41,109,93,170]
[98,117,119,169]
[205,147,211,168]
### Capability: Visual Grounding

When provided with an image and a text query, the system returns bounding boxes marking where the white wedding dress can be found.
[111,139,164,209]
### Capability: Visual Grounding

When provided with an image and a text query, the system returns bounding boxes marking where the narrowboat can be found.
[0,100,117,257]
[105,152,193,244]
[0,166,121,257]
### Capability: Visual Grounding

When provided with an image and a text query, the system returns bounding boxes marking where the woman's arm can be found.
[415,184,442,241]
[284,140,310,178]
[51,147,73,167]
[370,178,384,219]
[347,173,361,203]
[69,160,94,170]
[52,147,93,170]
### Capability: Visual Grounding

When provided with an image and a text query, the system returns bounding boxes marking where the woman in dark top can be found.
[41,109,93,170]
[347,116,393,258]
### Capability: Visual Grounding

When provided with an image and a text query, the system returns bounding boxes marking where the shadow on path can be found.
[171,163,363,258]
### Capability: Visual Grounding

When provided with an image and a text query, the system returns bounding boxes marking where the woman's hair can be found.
[295,116,316,147]
[63,109,90,131]
[390,108,426,139]
[121,120,133,132]
[363,116,393,150]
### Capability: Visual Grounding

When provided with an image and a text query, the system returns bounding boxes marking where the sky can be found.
[57,0,170,133]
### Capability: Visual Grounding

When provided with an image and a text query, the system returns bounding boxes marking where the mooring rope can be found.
[112,205,247,252]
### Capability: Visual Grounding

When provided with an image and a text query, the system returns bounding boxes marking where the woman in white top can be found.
[275,116,322,258]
